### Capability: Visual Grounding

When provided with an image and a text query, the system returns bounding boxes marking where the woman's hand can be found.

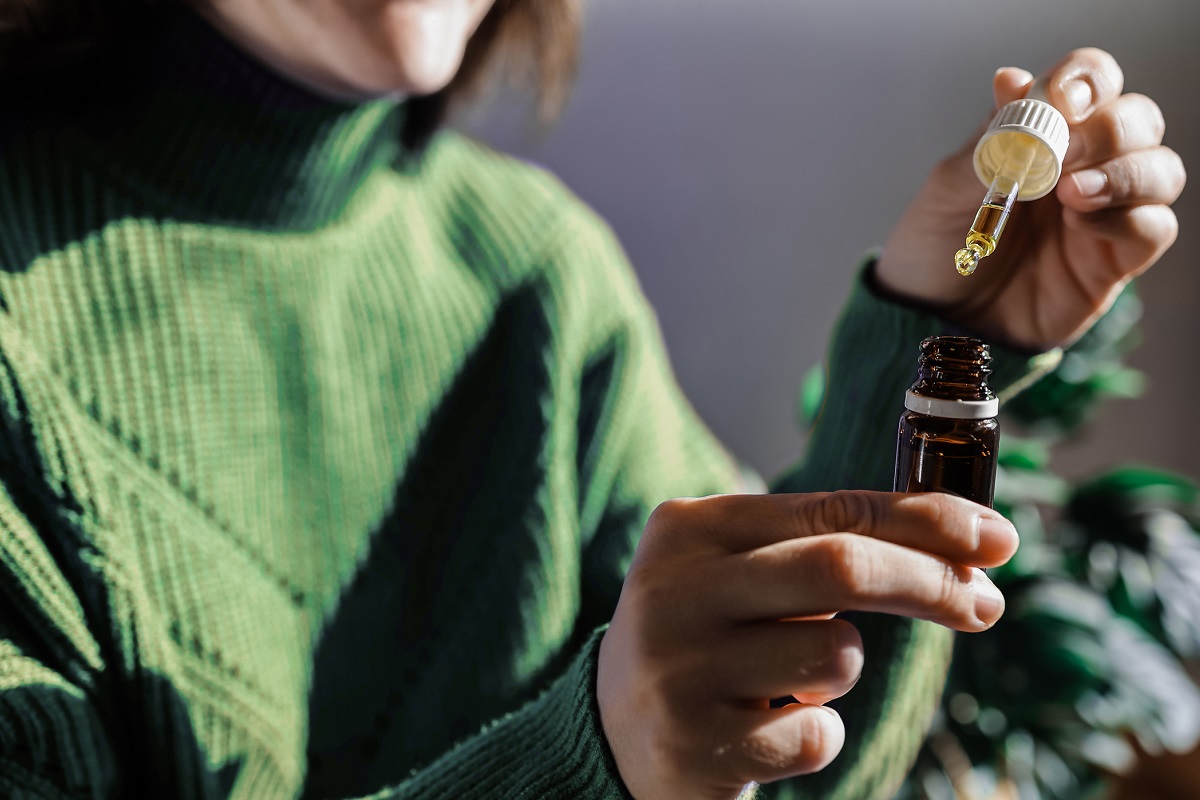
[876,48,1185,352]
[597,491,1019,799]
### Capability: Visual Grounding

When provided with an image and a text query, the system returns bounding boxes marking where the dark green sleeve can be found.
[764,262,1060,800]
[375,628,628,799]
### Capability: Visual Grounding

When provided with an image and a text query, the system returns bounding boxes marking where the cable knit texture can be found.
[0,8,1053,799]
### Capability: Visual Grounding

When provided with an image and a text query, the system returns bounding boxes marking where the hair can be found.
[0,0,582,149]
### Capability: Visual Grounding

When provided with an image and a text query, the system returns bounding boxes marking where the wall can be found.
[465,0,1200,482]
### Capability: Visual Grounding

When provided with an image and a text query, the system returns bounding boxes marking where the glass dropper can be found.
[954,132,1039,276]
[952,83,1070,277]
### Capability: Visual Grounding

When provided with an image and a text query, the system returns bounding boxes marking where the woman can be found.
[0,1,1183,798]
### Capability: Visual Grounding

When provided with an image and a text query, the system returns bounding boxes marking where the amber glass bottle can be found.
[893,336,999,508]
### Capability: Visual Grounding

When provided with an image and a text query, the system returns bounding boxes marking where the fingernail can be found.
[1071,169,1108,198]
[1063,79,1093,115]
[978,516,1018,553]
[972,571,1005,628]
[995,66,1033,83]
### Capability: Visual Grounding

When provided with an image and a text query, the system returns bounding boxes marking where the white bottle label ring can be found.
[905,390,998,420]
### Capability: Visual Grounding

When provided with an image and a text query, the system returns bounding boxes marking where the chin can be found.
[391,60,463,97]
[353,0,480,97]
[341,38,469,98]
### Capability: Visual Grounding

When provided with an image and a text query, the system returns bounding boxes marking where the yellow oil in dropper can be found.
[954,201,1012,275]
[954,131,1041,276]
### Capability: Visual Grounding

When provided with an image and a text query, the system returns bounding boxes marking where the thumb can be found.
[993,67,1035,108]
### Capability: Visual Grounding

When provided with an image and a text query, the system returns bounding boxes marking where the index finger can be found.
[1038,47,1125,124]
[652,492,1017,568]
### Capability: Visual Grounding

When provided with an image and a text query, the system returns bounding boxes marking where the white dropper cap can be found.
[972,83,1070,201]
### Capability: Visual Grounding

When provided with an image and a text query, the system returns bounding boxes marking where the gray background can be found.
[465,0,1199,482]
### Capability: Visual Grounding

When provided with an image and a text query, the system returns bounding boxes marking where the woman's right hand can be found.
[596,491,1019,799]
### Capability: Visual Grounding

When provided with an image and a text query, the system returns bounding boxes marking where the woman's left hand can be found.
[875,48,1185,352]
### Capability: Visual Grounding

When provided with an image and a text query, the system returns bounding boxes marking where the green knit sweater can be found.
[0,10,1053,800]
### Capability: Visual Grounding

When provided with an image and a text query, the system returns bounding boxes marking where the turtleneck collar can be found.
[20,6,407,231]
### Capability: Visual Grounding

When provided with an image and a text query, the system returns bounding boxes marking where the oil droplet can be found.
[954,247,980,276]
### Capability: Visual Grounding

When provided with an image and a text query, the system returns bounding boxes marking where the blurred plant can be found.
[890,287,1200,800]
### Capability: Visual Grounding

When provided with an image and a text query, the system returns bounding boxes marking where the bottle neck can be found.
[907,336,997,419]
